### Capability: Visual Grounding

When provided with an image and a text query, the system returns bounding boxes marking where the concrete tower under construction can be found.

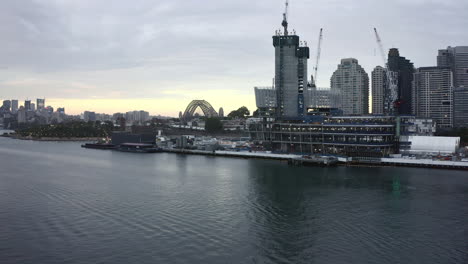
[273,1,309,119]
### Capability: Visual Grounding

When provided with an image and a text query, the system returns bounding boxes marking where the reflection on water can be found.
[0,137,467,264]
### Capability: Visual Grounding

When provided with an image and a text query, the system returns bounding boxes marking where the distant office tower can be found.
[387,48,415,115]
[11,100,18,113]
[178,111,182,119]
[453,88,468,128]
[57,107,65,114]
[438,46,468,88]
[273,32,309,118]
[46,106,54,113]
[413,67,453,129]
[218,107,224,118]
[36,99,45,110]
[17,106,26,123]
[84,111,96,122]
[371,66,386,115]
[331,58,369,115]
[2,100,11,111]
[437,46,468,127]
[24,100,31,111]
[31,103,36,112]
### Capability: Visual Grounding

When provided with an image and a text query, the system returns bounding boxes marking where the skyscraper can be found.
[24,100,31,111]
[437,46,468,127]
[2,100,11,111]
[438,46,468,88]
[11,100,18,113]
[331,58,369,115]
[388,48,415,115]
[273,32,309,118]
[371,66,386,115]
[31,103,36,112]
[413,67,453,129]
[36,99,45,110]
[453,88,468,128]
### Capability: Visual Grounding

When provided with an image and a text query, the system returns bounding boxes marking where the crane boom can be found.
[374,28,387,66]
[313,28,323,86]
[373,27,399,114]
[282,0,289,35]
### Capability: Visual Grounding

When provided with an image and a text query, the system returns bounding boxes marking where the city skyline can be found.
[1,0,467,116]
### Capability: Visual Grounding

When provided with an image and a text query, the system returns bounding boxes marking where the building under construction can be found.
[250,1,401,158]
[250,116,397,157]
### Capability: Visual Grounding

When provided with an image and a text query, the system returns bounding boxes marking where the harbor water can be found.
[0,137,467,263]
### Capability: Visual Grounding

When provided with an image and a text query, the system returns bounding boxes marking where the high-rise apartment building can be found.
[331,58,369,115]
[11,100,18,113]
[36,99,45,110]
[371,66,386,115]
[388,48,415,115]
[437,46,468,127]
[413,67,453,129]
[125,110,150,124]
[273,32,309,118]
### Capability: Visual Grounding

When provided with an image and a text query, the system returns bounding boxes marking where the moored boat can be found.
[116,143,161,153]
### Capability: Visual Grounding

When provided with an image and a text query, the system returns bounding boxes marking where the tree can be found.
[205,118,223,133]
[253,109,259,117]
[228,106,250,119]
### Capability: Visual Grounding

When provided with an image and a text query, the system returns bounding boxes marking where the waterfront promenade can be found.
[160,148,468,170]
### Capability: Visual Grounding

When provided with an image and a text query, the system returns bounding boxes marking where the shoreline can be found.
[9,135,101,142]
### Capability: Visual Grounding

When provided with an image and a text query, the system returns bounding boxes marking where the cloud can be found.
[0,0,467,115]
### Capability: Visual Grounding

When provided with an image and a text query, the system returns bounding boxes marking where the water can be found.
[0,137,467,264]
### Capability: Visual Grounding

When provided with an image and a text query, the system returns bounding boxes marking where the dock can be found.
[162,148,298,160]
[380,158,468,170]
[161,148,337,166]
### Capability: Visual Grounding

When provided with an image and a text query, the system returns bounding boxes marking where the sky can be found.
[0,0,467,116]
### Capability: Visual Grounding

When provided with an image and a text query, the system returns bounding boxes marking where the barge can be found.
[81,143,117,150]
[116,143,162,153]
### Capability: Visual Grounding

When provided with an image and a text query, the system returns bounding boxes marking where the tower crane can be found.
[312,28,323,86]
[374,27,399,114]
[282,0,289,35]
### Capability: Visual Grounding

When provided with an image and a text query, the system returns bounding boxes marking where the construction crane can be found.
[373,27,399,114]
[312,28,323,86]
[282,0,289,35]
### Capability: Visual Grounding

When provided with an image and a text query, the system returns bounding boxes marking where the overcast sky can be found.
[0,0,467,115]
